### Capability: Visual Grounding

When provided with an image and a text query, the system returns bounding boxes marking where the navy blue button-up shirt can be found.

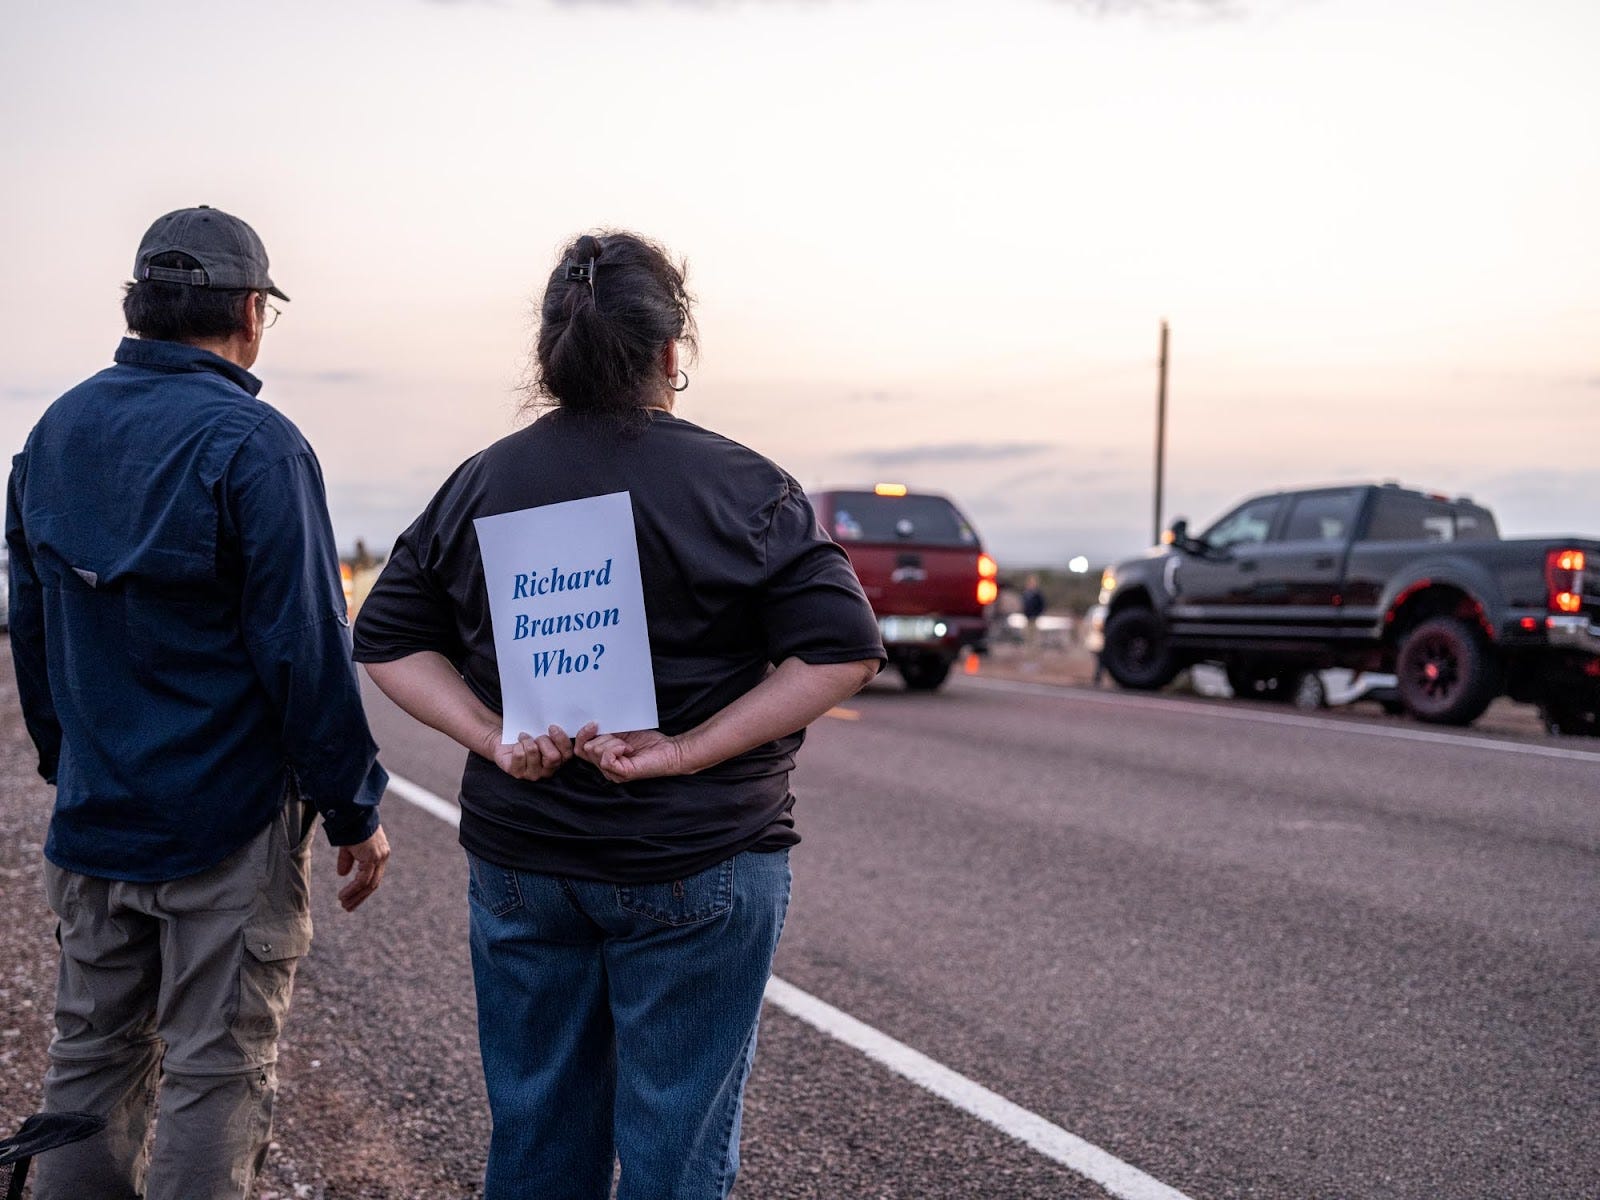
[6,338,386,881]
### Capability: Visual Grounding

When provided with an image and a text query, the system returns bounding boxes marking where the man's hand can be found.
[483,724,574,781]
[573,724,691,784]
[336,825,390,912]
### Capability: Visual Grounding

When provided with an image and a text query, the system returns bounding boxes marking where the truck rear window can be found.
[826,493,979,547]
[1364,493,1500,543]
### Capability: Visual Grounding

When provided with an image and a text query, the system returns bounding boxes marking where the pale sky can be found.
[2,0,1596,565]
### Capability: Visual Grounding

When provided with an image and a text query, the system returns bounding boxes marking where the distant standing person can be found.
[353,230,884,1200]
[5,206,391,1200]
[1022,574,1046,644]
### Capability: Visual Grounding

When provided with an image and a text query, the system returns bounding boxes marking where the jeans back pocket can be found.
[467,852,524,917]
[616,857,735,927]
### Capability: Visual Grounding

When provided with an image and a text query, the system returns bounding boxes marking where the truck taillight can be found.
[1546,548,1585,614]
[976,554,998,605]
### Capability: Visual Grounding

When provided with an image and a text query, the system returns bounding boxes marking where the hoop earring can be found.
[671,369,690,392]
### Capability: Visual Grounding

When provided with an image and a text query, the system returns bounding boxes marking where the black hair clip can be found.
[564,257,596,299]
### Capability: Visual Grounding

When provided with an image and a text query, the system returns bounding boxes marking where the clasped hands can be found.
[484,723,690,785]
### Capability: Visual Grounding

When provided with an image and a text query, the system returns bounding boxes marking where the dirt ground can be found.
[0,653,65,1181]
[970,636,1551,740]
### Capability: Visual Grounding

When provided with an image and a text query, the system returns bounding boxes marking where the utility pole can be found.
[1153,319,1169,546]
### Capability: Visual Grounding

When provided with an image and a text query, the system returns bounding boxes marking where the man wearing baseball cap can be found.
[6,206,390,1200]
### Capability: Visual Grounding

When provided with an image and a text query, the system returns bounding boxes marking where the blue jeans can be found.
[466,848,791,1200]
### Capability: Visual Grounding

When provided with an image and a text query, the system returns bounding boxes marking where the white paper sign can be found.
[473,491,658,742]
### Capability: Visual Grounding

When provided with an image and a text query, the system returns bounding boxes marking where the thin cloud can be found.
[268,368,374,386]
[845,441,1055,467]
[991,466,1062,492]
[2,385,60,404]
[1066,0,1241,13]
[1462,467,1600,519]
[545,1,825,6]
[431,0,1242,10]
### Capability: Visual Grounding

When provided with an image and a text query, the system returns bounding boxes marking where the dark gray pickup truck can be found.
[1085,483,1600,733]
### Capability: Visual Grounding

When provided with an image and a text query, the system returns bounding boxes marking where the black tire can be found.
[1101,607,1180,691]
[900,655,952,692]
[1395,616,1498,726]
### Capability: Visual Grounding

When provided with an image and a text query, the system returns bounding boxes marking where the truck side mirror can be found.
[1166,518,1189,549]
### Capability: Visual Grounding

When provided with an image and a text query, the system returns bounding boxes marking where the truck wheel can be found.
[900,655,952,692]
[1395,616,1497,726]
[1101,608,1180,691]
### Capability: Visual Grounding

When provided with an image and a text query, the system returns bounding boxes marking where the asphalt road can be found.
[3,661,1597,1198]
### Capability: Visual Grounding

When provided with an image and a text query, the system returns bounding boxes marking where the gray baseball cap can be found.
[133,205,289,301]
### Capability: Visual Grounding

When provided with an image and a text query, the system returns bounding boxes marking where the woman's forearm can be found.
[676,657,878,774]
[363,652,500,760]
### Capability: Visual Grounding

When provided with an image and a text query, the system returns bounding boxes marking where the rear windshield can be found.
[824,492,980,548]
[1363,493,1500,543]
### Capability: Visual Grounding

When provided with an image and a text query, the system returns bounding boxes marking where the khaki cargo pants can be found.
[36,797,315,1200]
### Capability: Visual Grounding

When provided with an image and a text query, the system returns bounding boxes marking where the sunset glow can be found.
[3,0,1595,563]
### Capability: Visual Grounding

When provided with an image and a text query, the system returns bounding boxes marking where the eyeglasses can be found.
[262,302,282,330]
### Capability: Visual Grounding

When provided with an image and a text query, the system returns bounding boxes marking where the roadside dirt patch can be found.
[0,650,56,1149]
[974,638,1551,740]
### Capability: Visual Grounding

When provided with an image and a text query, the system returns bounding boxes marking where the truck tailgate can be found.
[844,544,984,617]
[1502,537,1600,623]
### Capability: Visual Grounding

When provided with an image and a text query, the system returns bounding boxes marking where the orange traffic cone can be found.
[964,651,981,675]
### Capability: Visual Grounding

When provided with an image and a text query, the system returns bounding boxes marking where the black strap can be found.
[143,264,210,286]
[0,1111,106,1198]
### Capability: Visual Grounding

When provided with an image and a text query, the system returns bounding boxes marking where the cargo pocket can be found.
[616,857,735,927]
[43,862,83,922]
[231,918,312,1062]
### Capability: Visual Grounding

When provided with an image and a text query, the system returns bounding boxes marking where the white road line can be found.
[957,676,1600,765]
[383,773,464,826]
[383,771,1195,1200]
[764,977,1192,1200]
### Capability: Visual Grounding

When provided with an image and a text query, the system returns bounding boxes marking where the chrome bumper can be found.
[1084,604,1108,653]
[877,615,984,647]
[1546,614,1600,656]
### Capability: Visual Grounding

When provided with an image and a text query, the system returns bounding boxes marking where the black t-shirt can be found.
[352,408,885,883]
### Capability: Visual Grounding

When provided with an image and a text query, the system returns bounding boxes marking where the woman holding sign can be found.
[353,231,884,1200]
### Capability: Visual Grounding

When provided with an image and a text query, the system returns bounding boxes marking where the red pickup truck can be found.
[810,486,996,691]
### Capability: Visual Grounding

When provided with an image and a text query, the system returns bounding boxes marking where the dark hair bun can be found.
[534,230,696,416]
